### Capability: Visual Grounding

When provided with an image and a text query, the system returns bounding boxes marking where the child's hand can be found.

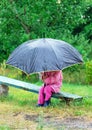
[41,72,49,80]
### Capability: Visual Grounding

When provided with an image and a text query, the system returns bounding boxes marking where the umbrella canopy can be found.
[6,38,83,74]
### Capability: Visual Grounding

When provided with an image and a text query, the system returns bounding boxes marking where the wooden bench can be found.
[0,76,83,105]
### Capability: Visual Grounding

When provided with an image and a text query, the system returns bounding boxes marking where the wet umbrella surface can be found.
[7,38,83,74]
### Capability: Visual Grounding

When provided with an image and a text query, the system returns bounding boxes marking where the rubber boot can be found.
[43,99,51,107]
[36,104,43,107]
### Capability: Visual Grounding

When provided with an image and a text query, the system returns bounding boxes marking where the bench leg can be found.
[60,97,73,105]
[64,97,73,105]
[0,84,9,96]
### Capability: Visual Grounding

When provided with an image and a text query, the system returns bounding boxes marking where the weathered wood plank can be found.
[0,76,83,100]
[0,76,40,93]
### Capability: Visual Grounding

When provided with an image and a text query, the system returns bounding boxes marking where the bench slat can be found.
[0,76,39,93]
[0,76,83,100]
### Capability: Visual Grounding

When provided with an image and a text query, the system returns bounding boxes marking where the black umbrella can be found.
[6,38,83,74]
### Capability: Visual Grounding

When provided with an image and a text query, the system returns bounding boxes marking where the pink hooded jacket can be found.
[41,71,63,93]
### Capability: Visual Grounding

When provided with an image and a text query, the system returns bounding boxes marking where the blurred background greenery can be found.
[0,0,92,84]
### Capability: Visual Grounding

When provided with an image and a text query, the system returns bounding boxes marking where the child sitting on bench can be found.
[37,70,63,107]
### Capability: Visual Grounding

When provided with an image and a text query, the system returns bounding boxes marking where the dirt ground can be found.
[24,113,92,130]
[0,111,92,130]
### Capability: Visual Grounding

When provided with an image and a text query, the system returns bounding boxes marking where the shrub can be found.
[85,60,92,84]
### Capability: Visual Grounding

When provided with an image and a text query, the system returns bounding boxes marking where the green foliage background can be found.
[0,0,92,84]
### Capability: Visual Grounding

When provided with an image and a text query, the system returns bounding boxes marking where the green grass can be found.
[0,67,92,129]
[0,82,92,109]
[0,83,92,130]
[0,125,11,130]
